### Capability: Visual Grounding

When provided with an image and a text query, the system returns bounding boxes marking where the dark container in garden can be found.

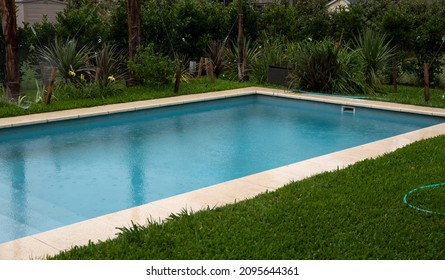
[267,65,292,86]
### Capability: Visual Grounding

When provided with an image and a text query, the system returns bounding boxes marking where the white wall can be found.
[16,1,67,27]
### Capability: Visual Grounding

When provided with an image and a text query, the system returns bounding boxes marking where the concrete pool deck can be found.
[1,87,445,260]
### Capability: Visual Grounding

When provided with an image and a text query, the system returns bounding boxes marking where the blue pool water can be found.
[0,94,444,243]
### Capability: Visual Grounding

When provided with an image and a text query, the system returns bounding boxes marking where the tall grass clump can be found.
[36,39,126,100]
[37,38,93,83]
[206,40,228,79]
[353,27,396,92]
[251,37,289,83]
[225,39,261,81]
[93,43,126,89]
[333,45,369,95]
[288,40,369,95]
[288,40,339,93]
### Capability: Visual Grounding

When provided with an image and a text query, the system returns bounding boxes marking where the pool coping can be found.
[1,87,445,260]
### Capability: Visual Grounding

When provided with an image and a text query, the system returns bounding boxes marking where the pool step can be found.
[0,194,86,244]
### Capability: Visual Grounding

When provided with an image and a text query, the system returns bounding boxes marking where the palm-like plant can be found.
[93,43,126,88]
[37,38,93,83]
[206,40,227,79]
[288,40,370,95]
[333,46,369,95]
[289,40,340,93]
[225,39,261,81]
[251,37,288,83]
[353,27,397,91]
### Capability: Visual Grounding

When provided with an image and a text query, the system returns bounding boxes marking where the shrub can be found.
[127,44,176,87]
[288,40,369,95]
[206,40,228,79]
[251,36,289,84]
[92,43,126,89]
[333,46,369,95]
[353,27,396,91]
[225,39,261,81]
[289,40,341,93]
[36,38,92,84]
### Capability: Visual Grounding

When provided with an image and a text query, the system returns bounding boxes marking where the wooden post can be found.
[174,59,182,93]
[197,57,205,78]
[237,0,247,81]
[392,58,398,93]
[424,63,430,102]
[205,58,215,82]
[127,0,141,86]
[45,68,57,105]
[0,0,21,100]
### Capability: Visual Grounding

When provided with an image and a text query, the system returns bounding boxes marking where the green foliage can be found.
[127,44,176,87]
[333,46,369,95]
[225,39,261,81]
[288,39,370,94]
[92,43,126,89]
[293,0,331,41]
[141,0,231,60]
[355,0,445,86]
[410,1,445,86]
[258,1,298,41]
[6,0,445,91]
[205,40,228,79]
[34,40,125,100]
[377,85,445,108]
[0,79,257,118]
[329,3,367,43]
[289,40,342,93]
[55,0,115,48]
[107,0,128,54]
[251,36,289,83]
[353,27,396,91]
[54,80,124,100]
[36,38,92,83]
[380,3,414,52]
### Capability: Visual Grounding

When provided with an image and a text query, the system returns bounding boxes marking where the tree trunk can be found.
[127,0,141,86]
[424,63,430,102]
[0,0,21,100]
[392,58,398,93]
[237,0,247,81]
[45,68,57,105]
[174,59,182,93]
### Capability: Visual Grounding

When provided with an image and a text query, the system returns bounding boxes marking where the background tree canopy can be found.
[2,0,445,88]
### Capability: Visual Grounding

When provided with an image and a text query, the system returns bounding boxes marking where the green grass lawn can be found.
[377,85,445,108]
[50,135,445,260]
[0,79,259,118]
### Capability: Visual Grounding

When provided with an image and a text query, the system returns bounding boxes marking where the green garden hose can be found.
[403,182,445,215]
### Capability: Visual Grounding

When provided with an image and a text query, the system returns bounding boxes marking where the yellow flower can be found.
[68,70,76,77]
[108,75,115,82]
[80,74,85,81]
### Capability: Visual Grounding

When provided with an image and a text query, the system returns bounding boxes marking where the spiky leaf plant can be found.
[353,27,396,91]
[93,43,126,88]
[37,38,93,84]
[251,37,289,84]
[289,40,340,93]
[206,40,228,79]
[289,40,369,95]
[225,39,261,81]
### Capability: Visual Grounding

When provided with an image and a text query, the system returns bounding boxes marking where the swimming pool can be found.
[0,93,444,244]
